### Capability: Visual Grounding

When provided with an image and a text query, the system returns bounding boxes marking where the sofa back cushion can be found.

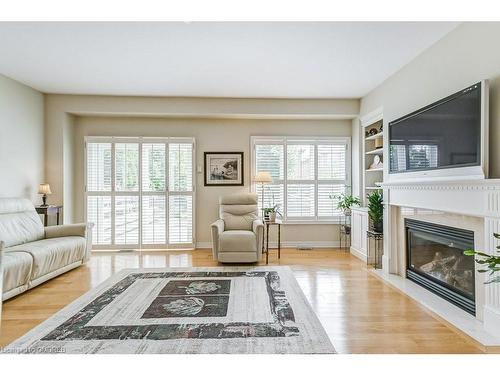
[219,193,258,231]
[0,198,44,248]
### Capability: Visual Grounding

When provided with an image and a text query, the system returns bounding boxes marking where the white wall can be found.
[0,74,44,202]
[359,22,500,179]
[72,116,352,245]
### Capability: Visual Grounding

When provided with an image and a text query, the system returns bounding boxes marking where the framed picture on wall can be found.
[204,152,244,186]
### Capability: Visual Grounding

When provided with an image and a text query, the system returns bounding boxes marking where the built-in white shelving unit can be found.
[351,108,384,259]
[362,117,384,204]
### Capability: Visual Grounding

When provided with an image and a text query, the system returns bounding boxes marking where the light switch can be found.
[197,165,203,173]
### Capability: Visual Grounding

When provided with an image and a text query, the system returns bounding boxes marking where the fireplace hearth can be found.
[405,219,475,315]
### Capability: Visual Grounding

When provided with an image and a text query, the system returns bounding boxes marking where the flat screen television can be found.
[389,82,483,174]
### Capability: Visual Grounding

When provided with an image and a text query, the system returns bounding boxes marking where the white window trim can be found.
[250,135,351,224]
[84,136,196,250]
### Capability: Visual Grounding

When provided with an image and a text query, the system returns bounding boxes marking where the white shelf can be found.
[366,168,383,172]
[365,132,383,141]
[365,148,384,155]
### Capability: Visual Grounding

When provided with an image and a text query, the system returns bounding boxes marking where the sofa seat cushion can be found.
[2,251,33,293]
[6,236,86,280]
[219,230,257,253]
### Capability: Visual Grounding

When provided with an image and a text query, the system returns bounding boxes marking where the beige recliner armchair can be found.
[211,193,264,263]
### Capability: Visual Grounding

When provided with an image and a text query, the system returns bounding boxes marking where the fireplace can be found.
[405,219,475,315]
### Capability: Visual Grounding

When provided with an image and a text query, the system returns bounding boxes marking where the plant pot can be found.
[269,212,277,222]
[373,221,383,233]
[343,208,351,216]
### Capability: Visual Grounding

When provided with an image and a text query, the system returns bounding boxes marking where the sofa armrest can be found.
[210,219,225,258]
[0,241,4,319]
[45,223,95,263]
[45,223,89,239]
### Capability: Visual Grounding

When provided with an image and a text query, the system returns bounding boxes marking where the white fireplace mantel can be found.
[380,178,500,348]
[382,179,500,219]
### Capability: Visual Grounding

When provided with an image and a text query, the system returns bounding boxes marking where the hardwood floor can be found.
[0,248,484,353]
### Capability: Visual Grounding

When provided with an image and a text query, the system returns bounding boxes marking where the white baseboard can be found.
[195,242,212,249]
[350,246,367,262]
[195,241,340,249]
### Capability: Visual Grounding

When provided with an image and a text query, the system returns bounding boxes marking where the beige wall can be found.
[45,94,359,223]
[72,116,352,245]
[359,22,500,178]
[0,74,44,202]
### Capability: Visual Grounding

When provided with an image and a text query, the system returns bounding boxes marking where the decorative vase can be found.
[343,208,351,216]
[269,212,277,222]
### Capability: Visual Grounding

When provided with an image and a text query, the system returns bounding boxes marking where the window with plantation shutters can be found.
[85,137,195,249]
[252,136,350,222]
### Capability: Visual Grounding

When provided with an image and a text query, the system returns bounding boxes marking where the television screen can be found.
[389,83,481,174]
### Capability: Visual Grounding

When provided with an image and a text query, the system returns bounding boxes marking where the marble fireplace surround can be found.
[379,178,500,349]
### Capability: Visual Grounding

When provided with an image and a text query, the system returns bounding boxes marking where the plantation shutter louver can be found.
[86,142,112,192]
[168,142,194,244]
[255,144,284,213]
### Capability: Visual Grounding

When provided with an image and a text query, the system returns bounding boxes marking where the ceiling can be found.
[0,22,458,98]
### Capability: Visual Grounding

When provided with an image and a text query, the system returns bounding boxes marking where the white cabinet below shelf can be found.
[350,207,369,262]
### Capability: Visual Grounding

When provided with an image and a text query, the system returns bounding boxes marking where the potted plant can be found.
[464,233,500,284]
[331,193,361,216]
[367,190,383,233]
[263,204,281,222]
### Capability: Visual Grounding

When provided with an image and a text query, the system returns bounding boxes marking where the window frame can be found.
[251,135,351,224]
[84,136,196,250]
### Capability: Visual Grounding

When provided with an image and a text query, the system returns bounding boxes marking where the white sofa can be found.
[0,198,93,301]
[210,193,264,263]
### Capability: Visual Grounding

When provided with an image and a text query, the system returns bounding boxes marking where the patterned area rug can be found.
[3,266,335,354]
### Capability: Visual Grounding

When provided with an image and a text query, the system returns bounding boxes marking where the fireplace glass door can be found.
[406,219,475,315]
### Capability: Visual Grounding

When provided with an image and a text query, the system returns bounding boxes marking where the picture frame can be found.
[204,152,244,186]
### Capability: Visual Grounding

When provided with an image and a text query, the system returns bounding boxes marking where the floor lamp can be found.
[254,171,273,217]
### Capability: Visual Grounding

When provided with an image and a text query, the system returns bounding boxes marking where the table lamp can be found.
[254,171,273,216]
[38,183,52,207]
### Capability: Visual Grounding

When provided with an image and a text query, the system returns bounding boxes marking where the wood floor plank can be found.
[0,248,484,353]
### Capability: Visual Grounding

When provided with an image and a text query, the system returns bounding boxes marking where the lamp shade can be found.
[254,171,273,184]
[38,183,52,195]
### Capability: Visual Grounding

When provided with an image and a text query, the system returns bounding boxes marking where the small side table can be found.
[35,205,63,227]
[263,219,282,265]
[367,230,383,269]
[339,213,351,250]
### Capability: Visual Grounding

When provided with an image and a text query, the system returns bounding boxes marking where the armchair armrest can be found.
[45,223,92,239]
[252,219,264,234]
[252,219,264,261]
[211,219,225,235]
[210,219,225,258]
